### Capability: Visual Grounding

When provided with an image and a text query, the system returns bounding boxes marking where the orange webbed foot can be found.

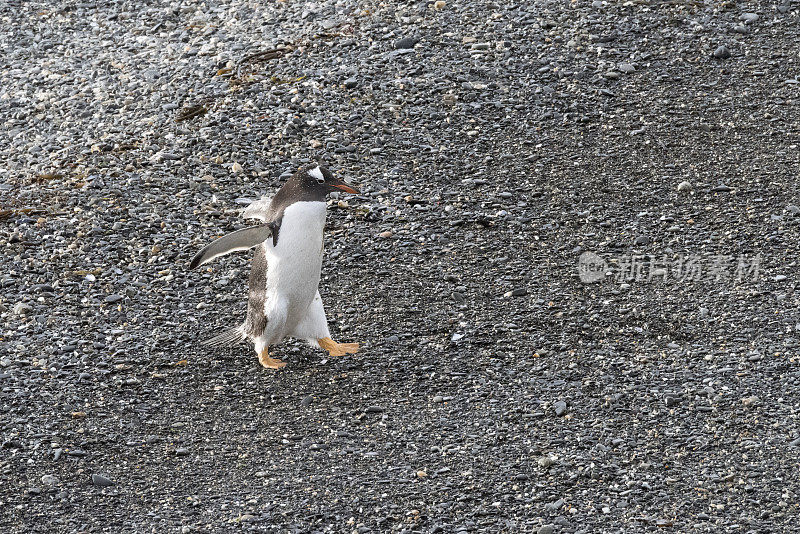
[317,337,360,357]
[258,348,287,370]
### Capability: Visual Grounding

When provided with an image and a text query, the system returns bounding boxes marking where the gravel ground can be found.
[2,1,800,532]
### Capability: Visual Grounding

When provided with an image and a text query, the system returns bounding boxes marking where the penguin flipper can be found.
[242,196,272,221]
[189,223,274,269]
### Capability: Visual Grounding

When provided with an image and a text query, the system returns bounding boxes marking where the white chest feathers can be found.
[272,201,327,254]
[264,201,327,298]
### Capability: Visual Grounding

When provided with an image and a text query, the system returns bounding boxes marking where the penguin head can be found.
[302,164,359,195]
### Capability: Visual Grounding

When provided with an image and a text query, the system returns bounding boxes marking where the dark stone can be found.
[395,37,418,49]
[713,45,731,59]
[91,474,114,487]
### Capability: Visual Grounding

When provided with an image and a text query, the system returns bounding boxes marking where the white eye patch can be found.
[309,166,325,184]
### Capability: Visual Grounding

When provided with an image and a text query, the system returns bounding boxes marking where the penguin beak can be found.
[331,180,359,194]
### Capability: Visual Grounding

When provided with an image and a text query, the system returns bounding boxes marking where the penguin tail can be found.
[202,325,247,348]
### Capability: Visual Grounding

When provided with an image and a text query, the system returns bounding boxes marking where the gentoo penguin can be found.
[190,164,360,369]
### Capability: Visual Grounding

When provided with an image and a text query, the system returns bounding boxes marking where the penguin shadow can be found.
[279,339,365,372]
[203,339,364,374]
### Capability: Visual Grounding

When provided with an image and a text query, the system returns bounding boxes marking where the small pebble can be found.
[713,45,731,59]
[13,302,33,315]
[618,63,635,74]
[395,37,418,49]
[538,455,557,467]
[91,474,114,487]
[41,475,59,486]
[741,396,760,408]
[739,13,758,24]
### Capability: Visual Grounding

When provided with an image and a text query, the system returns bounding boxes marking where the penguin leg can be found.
[258,347,286,370]
[317,337,359,357]
[290,292,359,357]
[256,296,288,369]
